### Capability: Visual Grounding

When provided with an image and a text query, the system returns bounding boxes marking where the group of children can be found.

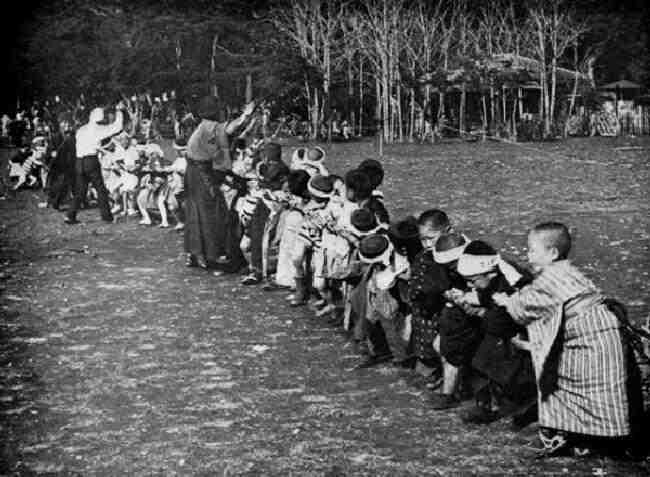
[6,122,190,231]
[205,140,647,460]
[10,122,646,459]
[98,133,188,229]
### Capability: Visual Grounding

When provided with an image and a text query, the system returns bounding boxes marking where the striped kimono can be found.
[504,260,632,437]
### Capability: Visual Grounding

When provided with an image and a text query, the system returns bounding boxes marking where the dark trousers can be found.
[47,167,74,209]
[67,155,113,222]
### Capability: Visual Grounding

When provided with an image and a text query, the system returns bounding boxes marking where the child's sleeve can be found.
[502,274,562,326]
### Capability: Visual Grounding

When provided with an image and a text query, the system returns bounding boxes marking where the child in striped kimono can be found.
[493,222,643,457]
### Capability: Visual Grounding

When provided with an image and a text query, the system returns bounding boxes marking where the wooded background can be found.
[2,0,649,140]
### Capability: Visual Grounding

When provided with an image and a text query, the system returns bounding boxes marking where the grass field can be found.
[1,136,649,475]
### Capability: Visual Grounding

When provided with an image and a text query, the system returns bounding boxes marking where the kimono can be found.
[275,197,307,287]
[184,119,230,263]
[470,271,536,405]
[365,252,412,361]
[408,250,455,364]
[504,260,637,437]
[296,200,330,285]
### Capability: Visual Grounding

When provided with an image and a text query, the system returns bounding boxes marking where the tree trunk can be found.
[245,74,253,104]
[481,93,488,141]
[409,87,415,142]
[359,56,364,136]
[512,96,517,140]
[565,40,579,138]
[489,85,495,134]
[394,58,403,143]
[460,85,466,136]
[305,77,312,137]
[382,59,390,143]
[211,34,219,97]
[175,37,182,71]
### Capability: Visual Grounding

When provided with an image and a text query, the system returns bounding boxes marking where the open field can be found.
[1,137,649,475]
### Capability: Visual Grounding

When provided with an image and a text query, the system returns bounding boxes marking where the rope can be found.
[440,124,606,166]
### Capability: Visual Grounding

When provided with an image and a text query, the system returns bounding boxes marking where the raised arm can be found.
[97,109,124,141]
[225,101,256,136]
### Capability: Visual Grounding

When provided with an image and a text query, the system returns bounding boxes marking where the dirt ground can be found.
[1,137,649,476]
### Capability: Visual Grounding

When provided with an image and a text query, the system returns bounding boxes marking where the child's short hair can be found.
[345,169,373,201]
[358,159,384,189]
[532,222,572,259]
[287,170,311,199]
[417,209,450,231]
[463,240,497,256]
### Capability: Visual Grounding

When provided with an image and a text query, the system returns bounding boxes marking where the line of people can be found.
[179,107,645,459]
[20,95,647,461]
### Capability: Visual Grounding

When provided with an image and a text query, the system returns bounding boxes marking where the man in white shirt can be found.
[65,103,125,224]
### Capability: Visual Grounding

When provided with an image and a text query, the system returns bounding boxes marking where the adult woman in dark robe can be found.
[184,96,255,270]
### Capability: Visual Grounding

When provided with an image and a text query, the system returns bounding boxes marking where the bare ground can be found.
[1,137,649,476]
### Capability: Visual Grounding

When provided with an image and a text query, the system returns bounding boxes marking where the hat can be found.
[31,135,47,146]
[388,216,419,241]
[457,240,499,276]
[307,146,325,162]
[350,208,379,235]
[198,95,221,121]
[307,174,333,199]
[291,147,307,166]
[359,234,393,265]
[433,233,469,264]
[89,107,104,123]
[259,160,289,190]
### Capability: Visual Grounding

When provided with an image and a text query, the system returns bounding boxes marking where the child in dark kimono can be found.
[454,240,536,425]
[409,210,453,380]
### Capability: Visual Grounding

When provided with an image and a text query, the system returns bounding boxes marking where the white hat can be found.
[89,107,104,123]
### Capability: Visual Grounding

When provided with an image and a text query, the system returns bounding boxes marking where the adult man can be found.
[47,119,76,210]
[65,103,124,224]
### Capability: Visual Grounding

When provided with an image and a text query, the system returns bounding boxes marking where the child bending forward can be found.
[494,222,642,456]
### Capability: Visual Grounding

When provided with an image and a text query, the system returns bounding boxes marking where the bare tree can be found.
[272,0,345,139]
[525,0,587,136]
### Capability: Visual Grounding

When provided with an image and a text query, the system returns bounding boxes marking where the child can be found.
[450,240,536,425]
[161,139,188,230]
[239,151,290,285]
[493,222,643,456]
[268,169,311,291]
[9,137,49,190]
[408,210,454,382]
[290,174,334,306]
[7,147,34,190]
[344,168,389,225]
[355,233,411,368]
[358,159,385,199]
[290,146,328,177]
[136,146,167,225]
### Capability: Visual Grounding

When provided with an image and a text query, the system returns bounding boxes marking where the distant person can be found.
[64,103,125,224]
[8,112,27,147]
